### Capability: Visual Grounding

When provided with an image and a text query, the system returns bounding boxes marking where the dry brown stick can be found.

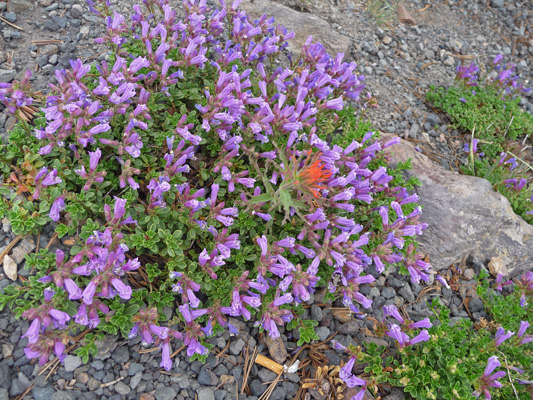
[0,235,22,264]
[0,16,23,30]
[14,383,35,400]
[215,337,231,358]
[170,344,186,358]
[31,39,64,45]
[241,346,258,394]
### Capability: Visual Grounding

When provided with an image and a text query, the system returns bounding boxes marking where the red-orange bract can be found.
[295,150,333,198]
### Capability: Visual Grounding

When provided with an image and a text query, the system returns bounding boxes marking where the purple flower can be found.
[49,196,65,222]
[494,327,514,346]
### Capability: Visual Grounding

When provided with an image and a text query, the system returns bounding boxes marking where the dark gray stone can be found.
[0,388,7,400]
[155,387,176,400]
[197,387,215,400]
[0,69,16,82]
[63,355,82,372]
[44,19,60,31]
[128,362,144,376]
[387,276,405,288]
[32,385,56,400]
[229,338,245,355]
[3,12,16,22]
[382,287,395,299]
[51,16,67,28]
[286,373,300,383]
[111,346,129,364]
[258,368,277,383]
[197,367,219,386]
[316,326,330,341]
[214,389,227,400]
[338,321,360,335]
[36,55,49,67]
[91,360,104,370]
[310,304,323,322]
[398,285,415,302]
[270,386,286,400]
[249,380,267,397]
[213,364,228,377]
[469,298,484,312]
[9,378,27,397]
[0,361,10,389]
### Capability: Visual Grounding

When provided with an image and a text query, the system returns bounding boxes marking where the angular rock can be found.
[63,355,82,372]
[154,387,176,400]
[0,69,16,83]
[11,237,36,264]
[114,381,131,395]
[198,367,219,386]
[93,335,118,360]
[0,388,8,400]
[3,255,17,281]
[383,133,533,278]
[197,387,215,400]
[229,337,245,356]
[32,385,56,400]
[0,360,10,389]
[338,321,360,335]
[240,0,351,57]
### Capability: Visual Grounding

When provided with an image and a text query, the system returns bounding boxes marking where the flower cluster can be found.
[7,0,432,374]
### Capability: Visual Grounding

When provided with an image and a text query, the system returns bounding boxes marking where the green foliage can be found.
[426,67,533,224]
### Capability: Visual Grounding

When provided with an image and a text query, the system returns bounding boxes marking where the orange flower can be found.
[295,150,333,198]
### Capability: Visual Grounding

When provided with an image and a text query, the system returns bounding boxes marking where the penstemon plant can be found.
[0,0,432,381]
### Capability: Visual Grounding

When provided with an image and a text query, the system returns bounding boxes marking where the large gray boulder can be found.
[383,133,533,278]
[240,0,351,57]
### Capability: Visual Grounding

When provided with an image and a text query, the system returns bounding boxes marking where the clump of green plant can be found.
[426,55,533,223]
[331,269,533,400]
[0,0,433,374]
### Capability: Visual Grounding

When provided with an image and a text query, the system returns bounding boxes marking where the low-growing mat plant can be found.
[0,1,531,399]
[426,55,533,223]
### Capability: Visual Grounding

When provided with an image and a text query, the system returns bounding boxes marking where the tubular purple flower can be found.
[21,319,41,344]
[89,148,102,172]
[484,356,501,376]
[408,330,430,345]
[49,196,65,222]
[495,328,514,346]
[272,293,293,307]
[383,305,404,324]
[111,278,132,300]
[409,318,432,330]
[42,169,62,186]
[160,341,172,371]
[517,321,529,338]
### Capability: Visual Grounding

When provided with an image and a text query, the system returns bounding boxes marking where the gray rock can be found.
[258,368,277,383]
[469,298,484,312]
[114,381,131,395]
[32,385,56,400]
[51,16,68,28]
[381,287,395,299]
[9,379,27,397]
[63,355,82,372]
[240,0,351,57]
[111,346,129,364]
[249,380,267,397]
[3,12,16,22]
[44,19,60,31]
[52,391,75,400]
[36,55,49,67]
[286,373,300,383]
[128,362,144,376]
[310,304,323,322]
[0,2,6,11]
[70,4,83,18]
[229,338,245,355]
[0,388,7,400]
[338,321,360,335]
[215,389,227,400]
[0,69,17,83]
[398,285,415,302]
[198,367,219,386]
[270,386,286,400]
[155,386,176,400]
[197,387,215,400]
[91,360,104,370]
[130,372,143,390]
[316,326,330,341]
[383,133,533,278]
[490,0,504,7]
[463,268,475,281]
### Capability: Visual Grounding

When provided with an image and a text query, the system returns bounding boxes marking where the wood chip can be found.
[3,254,18,281]
[331,308,353,323]
[398,5,415,25]
[255,354,284,374]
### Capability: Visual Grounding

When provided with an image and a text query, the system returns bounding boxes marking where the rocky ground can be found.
[0,0,532,399]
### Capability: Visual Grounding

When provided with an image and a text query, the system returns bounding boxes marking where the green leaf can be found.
[248,193,272,204]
